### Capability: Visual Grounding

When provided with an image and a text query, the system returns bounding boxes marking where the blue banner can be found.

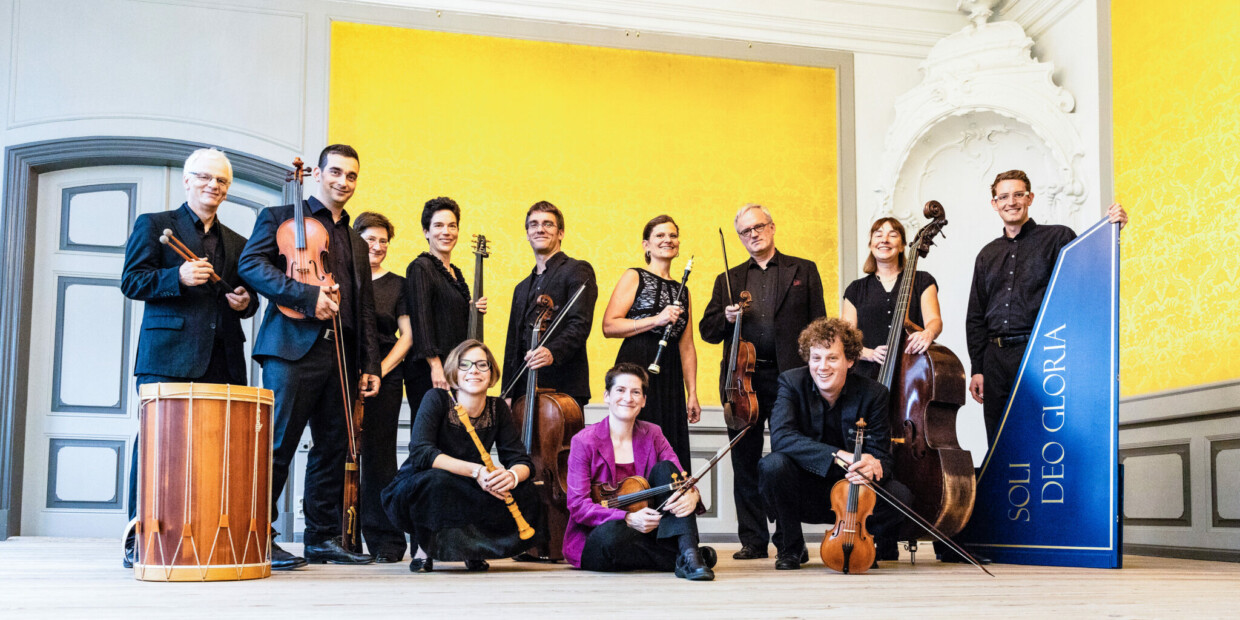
[958,218,1121,568]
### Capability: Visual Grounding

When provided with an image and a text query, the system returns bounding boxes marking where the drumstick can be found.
[160,228,229,288]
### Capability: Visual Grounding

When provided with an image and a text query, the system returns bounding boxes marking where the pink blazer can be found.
[563,417,682,567]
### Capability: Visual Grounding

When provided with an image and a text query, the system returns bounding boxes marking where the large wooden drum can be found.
[134,383,274,581]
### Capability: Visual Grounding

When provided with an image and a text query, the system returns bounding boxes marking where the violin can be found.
[718,229,758,430]
[590,475,685,512]
[878,201,975,551]
[820,418,877,574]
[274,158,332,320]
[510,295,585,560]
[468,234,489,341]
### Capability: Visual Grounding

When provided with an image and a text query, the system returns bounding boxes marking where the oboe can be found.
[648,256,693,375]
[450,393,536,540]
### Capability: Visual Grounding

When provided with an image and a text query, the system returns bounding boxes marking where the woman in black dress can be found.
[404,196,487,418]
[841,217,943,380]
[381,340,541,572]
[601,215,701,468]
[353,212,413,563]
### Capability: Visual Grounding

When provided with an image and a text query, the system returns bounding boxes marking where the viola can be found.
[878,201,975,553]
[820,418,877,574]
[590,475,685,513]
[510,295,584,561]
[468,234,489,341]
[718,229,758,430]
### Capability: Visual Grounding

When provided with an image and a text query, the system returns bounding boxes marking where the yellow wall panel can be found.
[329,22,839,404]
[1112,2,1240,396]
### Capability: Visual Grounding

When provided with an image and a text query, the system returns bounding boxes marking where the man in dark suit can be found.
[502,201,598,410]
[758,317,909,570]
[120,147,257,567]
[238,144,380,568]
[699,203,826,560]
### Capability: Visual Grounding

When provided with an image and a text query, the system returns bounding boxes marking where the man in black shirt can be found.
[239,144,381,568]
[699,204,826,560]
[502,201,599,410]
[967,170,1128,446]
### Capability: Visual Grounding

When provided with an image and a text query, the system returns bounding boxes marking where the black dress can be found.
[381,390,542,561]
[614,268,691,468]
[403,253,471,423]
[359,272,409,557]
[843,270,937,380]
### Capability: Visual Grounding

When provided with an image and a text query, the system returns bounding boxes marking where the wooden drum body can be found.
[134,383,274,582]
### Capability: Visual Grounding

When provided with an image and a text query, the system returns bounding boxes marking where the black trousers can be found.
[727,365,780,548]
[579,460,698,572]
[360,373,407,556]
[758,451,910,557]
[981,341,1026,447]
[128,340,235,522]
[263,335,356,547]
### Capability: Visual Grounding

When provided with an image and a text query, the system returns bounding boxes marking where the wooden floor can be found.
[1,537,1238,618]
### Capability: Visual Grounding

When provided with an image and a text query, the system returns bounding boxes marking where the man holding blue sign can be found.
[966,170,1128,446]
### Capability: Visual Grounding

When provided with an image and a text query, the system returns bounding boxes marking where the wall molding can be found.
[0,136,288,539]
[1123,544,1240,564]
[1120,379,1240,426]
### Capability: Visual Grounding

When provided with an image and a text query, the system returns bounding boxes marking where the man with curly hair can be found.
[757,317,910,570]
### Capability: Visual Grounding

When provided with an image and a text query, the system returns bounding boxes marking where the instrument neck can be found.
[522,325,540,451]
[876,249,922,387]
[469,251,484,340]
[292,180,307,250]
[726,312,744,378]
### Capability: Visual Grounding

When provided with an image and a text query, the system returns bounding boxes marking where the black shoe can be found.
[699,546,718,569]
[675,548,715,581]
[409,557,433,572]
[465,559,490,572]
[373,549,405,564]
[732,544,768,560]
[271,542,308,571]
[122,533,135,569]
[799,546,809,564]
[304,538,375,565]
[774,553,802,570]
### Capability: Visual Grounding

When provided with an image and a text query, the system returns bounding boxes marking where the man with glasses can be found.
[239,144,381,569]
[120,147,257,567]
[501,201,598,411]
[699,203,826,563]
[966,169,1128,447]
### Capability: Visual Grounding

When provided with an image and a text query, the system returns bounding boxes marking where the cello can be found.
[510,295,585,560]
[274,158,365,553]
[718,228,758,430]
[877,200,975,558]
[468,234,489,341]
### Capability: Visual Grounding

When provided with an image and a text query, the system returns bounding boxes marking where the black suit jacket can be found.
[769,367,894,479]
[501,252,598,403]
[698,250,826,398]
[121,204,257,383]
[238,200,380,375]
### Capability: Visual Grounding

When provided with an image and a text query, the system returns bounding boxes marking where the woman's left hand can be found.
[904,330,935,354]
[480,466,515,499]
[475,296,488,314]
[665,485,699,518]
[686,394,702,424]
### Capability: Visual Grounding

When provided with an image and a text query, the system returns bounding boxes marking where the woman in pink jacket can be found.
[563,362,716,581]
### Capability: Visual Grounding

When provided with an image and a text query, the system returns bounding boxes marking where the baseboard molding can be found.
[1123,544,1240,563]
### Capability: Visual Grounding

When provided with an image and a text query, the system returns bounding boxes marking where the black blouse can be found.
[372,272,408,376]
[401,390,532,475]
[405,253,471,361]
[625,268,689,340]
[844,269,937,351]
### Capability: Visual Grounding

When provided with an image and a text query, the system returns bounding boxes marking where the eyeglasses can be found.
[737,222,771,238]
[188,172,231,187]
[458,359,491,372]
[526,221,559,231]
[993,191,1030,202]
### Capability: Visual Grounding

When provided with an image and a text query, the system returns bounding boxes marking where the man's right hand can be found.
[625,508,662,533]
[315,285,340,320]
[969,374,984,404]
[178,258,215,287]
[723,303,741,324]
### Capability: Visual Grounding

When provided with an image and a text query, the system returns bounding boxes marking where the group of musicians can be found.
[120,144,1128,580]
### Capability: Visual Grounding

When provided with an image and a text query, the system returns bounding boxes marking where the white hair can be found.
[182,148,233,181]
[734,203,773,226]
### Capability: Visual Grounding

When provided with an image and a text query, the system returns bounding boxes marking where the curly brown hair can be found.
[797,317,864,363]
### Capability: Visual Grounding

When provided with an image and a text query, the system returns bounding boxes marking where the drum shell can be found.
[133,383,273,582]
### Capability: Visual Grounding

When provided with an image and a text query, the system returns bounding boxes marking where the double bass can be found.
[510,295,585,560]
[274,158,365,553]
[878,200,975,557]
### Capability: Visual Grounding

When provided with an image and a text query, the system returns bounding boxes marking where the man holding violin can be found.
[699,203,826,561]
[758,318,909,570]
[239,144,381,569]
